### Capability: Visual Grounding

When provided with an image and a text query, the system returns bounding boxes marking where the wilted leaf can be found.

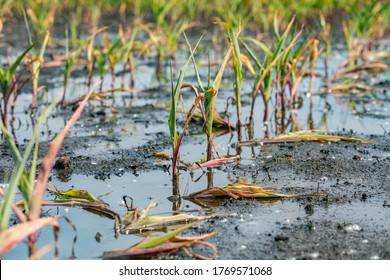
[102,222,218,259]
[344,62,387,74]
[186,181,321,201]
[0,216,59,255]
[329,83,377,95]
[48,187,103,204]
[238,130,369,146]
[121,201,214,233]
[151,152,170,160]
[187,155,240,171]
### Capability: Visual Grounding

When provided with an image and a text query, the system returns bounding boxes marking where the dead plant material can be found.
[187,155,240,171]
[186,181,322,201]
[102,222,218,260]
[121,201,215,234]
[329,83,378,95]
[237,130,369,146]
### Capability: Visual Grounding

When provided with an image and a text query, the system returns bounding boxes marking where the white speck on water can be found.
[308,252,319,259]
[346,249,357,255]
[345,224,362,232]
[362,239,369,244]
[132,179,137,182]
[220,218,228,223]
[240,245,247,250]
[64,208,69,213]
[106,184,111,188]
[370,255,380,260]
[320,176,328,181]
[266,155,272,159]
[275,210,280,213]
[91,161,98,165]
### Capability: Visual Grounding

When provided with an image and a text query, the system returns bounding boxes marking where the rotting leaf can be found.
[151,152,171,161]
[102,222,218,260]
[186,181,322,202]
[237,130,369,146]
[47,187,103,204]
[121,201,215,234]
[329,83,378,95]
[186,155,240,172]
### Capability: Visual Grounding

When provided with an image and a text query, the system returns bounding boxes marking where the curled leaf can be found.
[121,201,214,234]
[188,155,240,171]
[48,187,103,204]
[102,222,218,260]
[186,181,321,205]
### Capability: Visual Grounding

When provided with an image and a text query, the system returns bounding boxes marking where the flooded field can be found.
[1,2,390,260]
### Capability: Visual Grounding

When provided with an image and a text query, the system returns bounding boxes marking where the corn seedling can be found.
[23,9,50,110]
[222,19,244,130]
[168,35,204,179]
[241,17,301,125]
[0,82,98,257]
[0,45,34,130]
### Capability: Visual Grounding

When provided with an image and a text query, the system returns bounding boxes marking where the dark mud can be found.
[161,134,390,260]
[2,128,389,260]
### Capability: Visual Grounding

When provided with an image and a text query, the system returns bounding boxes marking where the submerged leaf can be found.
[238,130,369,146]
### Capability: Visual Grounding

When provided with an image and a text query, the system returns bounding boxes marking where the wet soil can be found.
[2,126,389,259]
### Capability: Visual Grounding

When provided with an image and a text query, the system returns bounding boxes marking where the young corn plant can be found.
[62,27,105,106]
[168,36,204,180]
[0,45,34,130]
[24,0,58,37]
[0,83,98,258]
[23,9,50,110]
[222,20,244,130]
[240,17,301,125]
[186,38,233,162]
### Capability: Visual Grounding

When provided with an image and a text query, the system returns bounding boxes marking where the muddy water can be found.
[1,30,390,259]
